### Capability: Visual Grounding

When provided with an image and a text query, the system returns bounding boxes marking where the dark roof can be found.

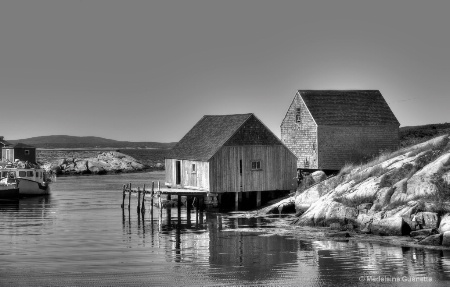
[10,143,35,148]
[299,90,400,126]
[0,136,12,147]
[169,114,253,161]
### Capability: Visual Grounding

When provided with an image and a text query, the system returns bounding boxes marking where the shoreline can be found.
[227,213,450,251]
[52,167,165,177]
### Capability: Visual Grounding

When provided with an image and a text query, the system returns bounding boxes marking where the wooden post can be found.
[186,196,191,227]
[137,187,141,213]
[256,191,261,208]
[141,184,146,212]
[128,183,131,210]
[235,192,239,211]
[177,195,181,219]
[151,181,154,210]
[121,184,126,208]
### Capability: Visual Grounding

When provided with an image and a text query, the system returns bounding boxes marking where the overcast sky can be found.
[1,0,449,142]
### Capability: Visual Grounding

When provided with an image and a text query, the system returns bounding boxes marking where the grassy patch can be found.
[384,199,409,211]
[379,163,415,188]
[343,164,386,187]
[334,194,377,208]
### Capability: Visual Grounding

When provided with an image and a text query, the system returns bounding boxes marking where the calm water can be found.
[1,172,450,286]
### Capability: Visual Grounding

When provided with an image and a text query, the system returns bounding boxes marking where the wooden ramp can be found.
[158,187,210,196]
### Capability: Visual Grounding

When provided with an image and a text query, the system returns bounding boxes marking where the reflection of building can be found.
[165,114,297,210]
[208,217,298,282]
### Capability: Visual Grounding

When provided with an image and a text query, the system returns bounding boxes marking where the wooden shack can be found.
[1,137,37,163]
[281,90,400,171]
[165,113,297,209]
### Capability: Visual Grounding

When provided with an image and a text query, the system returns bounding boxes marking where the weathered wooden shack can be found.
[281,90,400,171]
[1,137,37,163]
[165,113,297,209]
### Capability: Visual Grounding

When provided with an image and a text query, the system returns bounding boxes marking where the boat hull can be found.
[0,185,19,200]
[16,178,50,196]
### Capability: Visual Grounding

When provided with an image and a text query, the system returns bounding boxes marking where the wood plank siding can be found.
[165,158,210,191]
[281,90,400,171]
[209,145,297,193]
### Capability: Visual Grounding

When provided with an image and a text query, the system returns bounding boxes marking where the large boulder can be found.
[311,171,327,183]
[371,217,410,236]
[442,231,450,247]
[415,212,439,229]
[439,214,450,233]
[418,234,443,246]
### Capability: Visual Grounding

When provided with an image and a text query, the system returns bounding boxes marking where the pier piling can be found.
[137,187,141,213]
[128,183,131,210]
[141,184,146,213]
[121,184,126,208]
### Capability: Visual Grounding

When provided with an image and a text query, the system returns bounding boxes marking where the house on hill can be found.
[0,137,37,163]
[281,90,400,171]
[165,113,297,209]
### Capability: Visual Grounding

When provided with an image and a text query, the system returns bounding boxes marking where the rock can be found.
[357,203,373,211]
[311,171,327,183]
[415,212,439,229]
[410,229,439,238]
[330,223,341,230]
[356,214,373,232]
[326,232,350,238]
[442,231,450,247]
[439,213,450,233]
[277,201,296,213]
[418,234,443,246]
[371,217,410,236]
[75,160,88,173]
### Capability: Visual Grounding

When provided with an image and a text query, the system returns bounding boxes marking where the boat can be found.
[0,181,19,201]
[1,138,54,196]
[0,163,53,196]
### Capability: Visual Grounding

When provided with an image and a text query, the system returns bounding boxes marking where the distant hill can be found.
[400,123,450,147]
[8,135,177,149]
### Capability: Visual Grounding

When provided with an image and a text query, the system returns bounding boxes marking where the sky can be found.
[1,0,449,142]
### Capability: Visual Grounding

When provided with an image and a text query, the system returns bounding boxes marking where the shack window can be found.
[296,108,301,123]
[25,150,30,155]
[251,161,261,170]
[191,164,196,173]
[19,171,26,177]
[36,172,40,178]
[27,171,34,177]
[2,171,7,178]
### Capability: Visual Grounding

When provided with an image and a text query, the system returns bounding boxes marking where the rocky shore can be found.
[41,151,148,175]
[242,134,450,249]
[289,134,450,248]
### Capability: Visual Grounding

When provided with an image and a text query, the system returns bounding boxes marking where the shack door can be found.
[175,161,181,185]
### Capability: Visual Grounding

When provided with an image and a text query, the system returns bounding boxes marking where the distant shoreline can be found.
[37,147,164,151]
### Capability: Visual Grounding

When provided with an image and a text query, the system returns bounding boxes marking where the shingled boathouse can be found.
[281,90,400,172]
[165,113,297,210]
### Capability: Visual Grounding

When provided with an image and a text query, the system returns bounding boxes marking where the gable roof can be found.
[11,143,36,148]
[168,114,253,161]
[298,90,400,126]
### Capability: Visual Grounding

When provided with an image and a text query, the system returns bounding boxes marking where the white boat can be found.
[1,138,54,196]
[0,165,53,196]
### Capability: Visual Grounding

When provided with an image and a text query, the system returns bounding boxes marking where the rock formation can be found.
[293,134,450,246]
[42,152,148,175]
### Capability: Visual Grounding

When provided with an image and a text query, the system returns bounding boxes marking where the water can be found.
[1,172,450,286]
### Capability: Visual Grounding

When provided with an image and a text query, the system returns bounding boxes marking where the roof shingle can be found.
[299,90,400,126]
[168,114,253,161]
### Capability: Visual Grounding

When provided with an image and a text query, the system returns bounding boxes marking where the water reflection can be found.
[1,173,450,286]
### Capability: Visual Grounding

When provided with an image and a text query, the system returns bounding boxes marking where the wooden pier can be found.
[120,181,208,214]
